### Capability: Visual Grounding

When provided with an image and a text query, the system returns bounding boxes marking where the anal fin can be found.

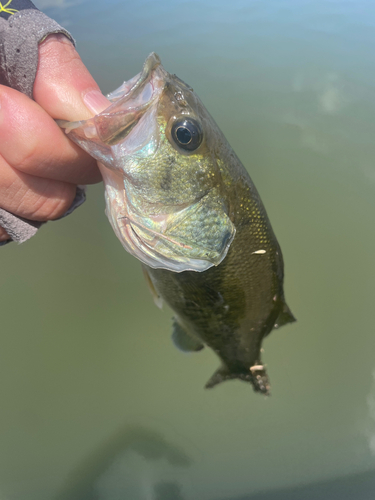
[172,319,204,353]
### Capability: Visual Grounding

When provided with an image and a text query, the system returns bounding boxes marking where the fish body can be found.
[60,53,295,394]
[145,165,294,394]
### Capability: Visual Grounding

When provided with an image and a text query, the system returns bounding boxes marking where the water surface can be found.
[1,0,375,498]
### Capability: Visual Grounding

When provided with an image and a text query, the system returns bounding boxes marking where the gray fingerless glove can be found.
[0,0,85,246]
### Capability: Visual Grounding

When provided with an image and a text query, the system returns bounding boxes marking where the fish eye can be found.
[171,118,203,151]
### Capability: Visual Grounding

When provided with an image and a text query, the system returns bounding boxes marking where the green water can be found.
[2,0,375,498]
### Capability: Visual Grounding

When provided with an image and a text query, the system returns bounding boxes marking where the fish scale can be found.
[146,177,288,393]
[59,53,295,394]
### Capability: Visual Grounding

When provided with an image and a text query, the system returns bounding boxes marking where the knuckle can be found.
[15,142,43,172]
[15,140,65,177]
[37,185,76,221]
[43,36,82,70]
[21,184,76,221]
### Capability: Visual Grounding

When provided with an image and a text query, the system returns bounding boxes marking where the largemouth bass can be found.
[60,53,295,394]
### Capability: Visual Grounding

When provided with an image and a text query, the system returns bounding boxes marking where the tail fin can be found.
[205,364,270,395]
[273,302,296,329]
[205,366,234,389]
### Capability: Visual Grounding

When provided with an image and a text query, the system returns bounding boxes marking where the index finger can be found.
[2,34,111,185]
[0,85,102,185]
[34,34,110,121]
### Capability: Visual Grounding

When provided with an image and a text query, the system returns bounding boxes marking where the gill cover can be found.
[59,53,235,272]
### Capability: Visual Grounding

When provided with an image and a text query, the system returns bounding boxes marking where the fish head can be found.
[60,53,235,272]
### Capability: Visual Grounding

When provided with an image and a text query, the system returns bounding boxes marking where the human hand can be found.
[0,34,110,242]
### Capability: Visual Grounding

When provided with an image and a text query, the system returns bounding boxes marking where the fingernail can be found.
[83,90,110,114]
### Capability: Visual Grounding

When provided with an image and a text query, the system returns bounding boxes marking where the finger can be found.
[34,34,110,120]
[0,85,101,185]
[0,154,76,221]
[0,227,10,242]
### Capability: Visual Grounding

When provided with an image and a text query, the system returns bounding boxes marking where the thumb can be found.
[33,34,110,120]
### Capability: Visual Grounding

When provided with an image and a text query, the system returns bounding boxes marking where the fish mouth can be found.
[93,53,166,145]
[117,52,162,102]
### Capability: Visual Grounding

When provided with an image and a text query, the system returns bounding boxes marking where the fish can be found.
[59,53,295,394]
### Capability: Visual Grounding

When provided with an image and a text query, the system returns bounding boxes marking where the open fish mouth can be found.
[106,52,162,104]
[96,53,165,145]
[58,53,166,146]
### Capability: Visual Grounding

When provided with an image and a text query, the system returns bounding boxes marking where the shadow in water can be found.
[154,481,185,500]
[221,468,375,500]
[56,425,191,500]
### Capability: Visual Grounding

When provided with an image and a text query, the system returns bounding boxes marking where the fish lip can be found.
[105,52,164,110]
[122,52,162,101]
[92,53,165,146]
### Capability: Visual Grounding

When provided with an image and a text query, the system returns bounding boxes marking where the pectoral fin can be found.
[142,266,163,309]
